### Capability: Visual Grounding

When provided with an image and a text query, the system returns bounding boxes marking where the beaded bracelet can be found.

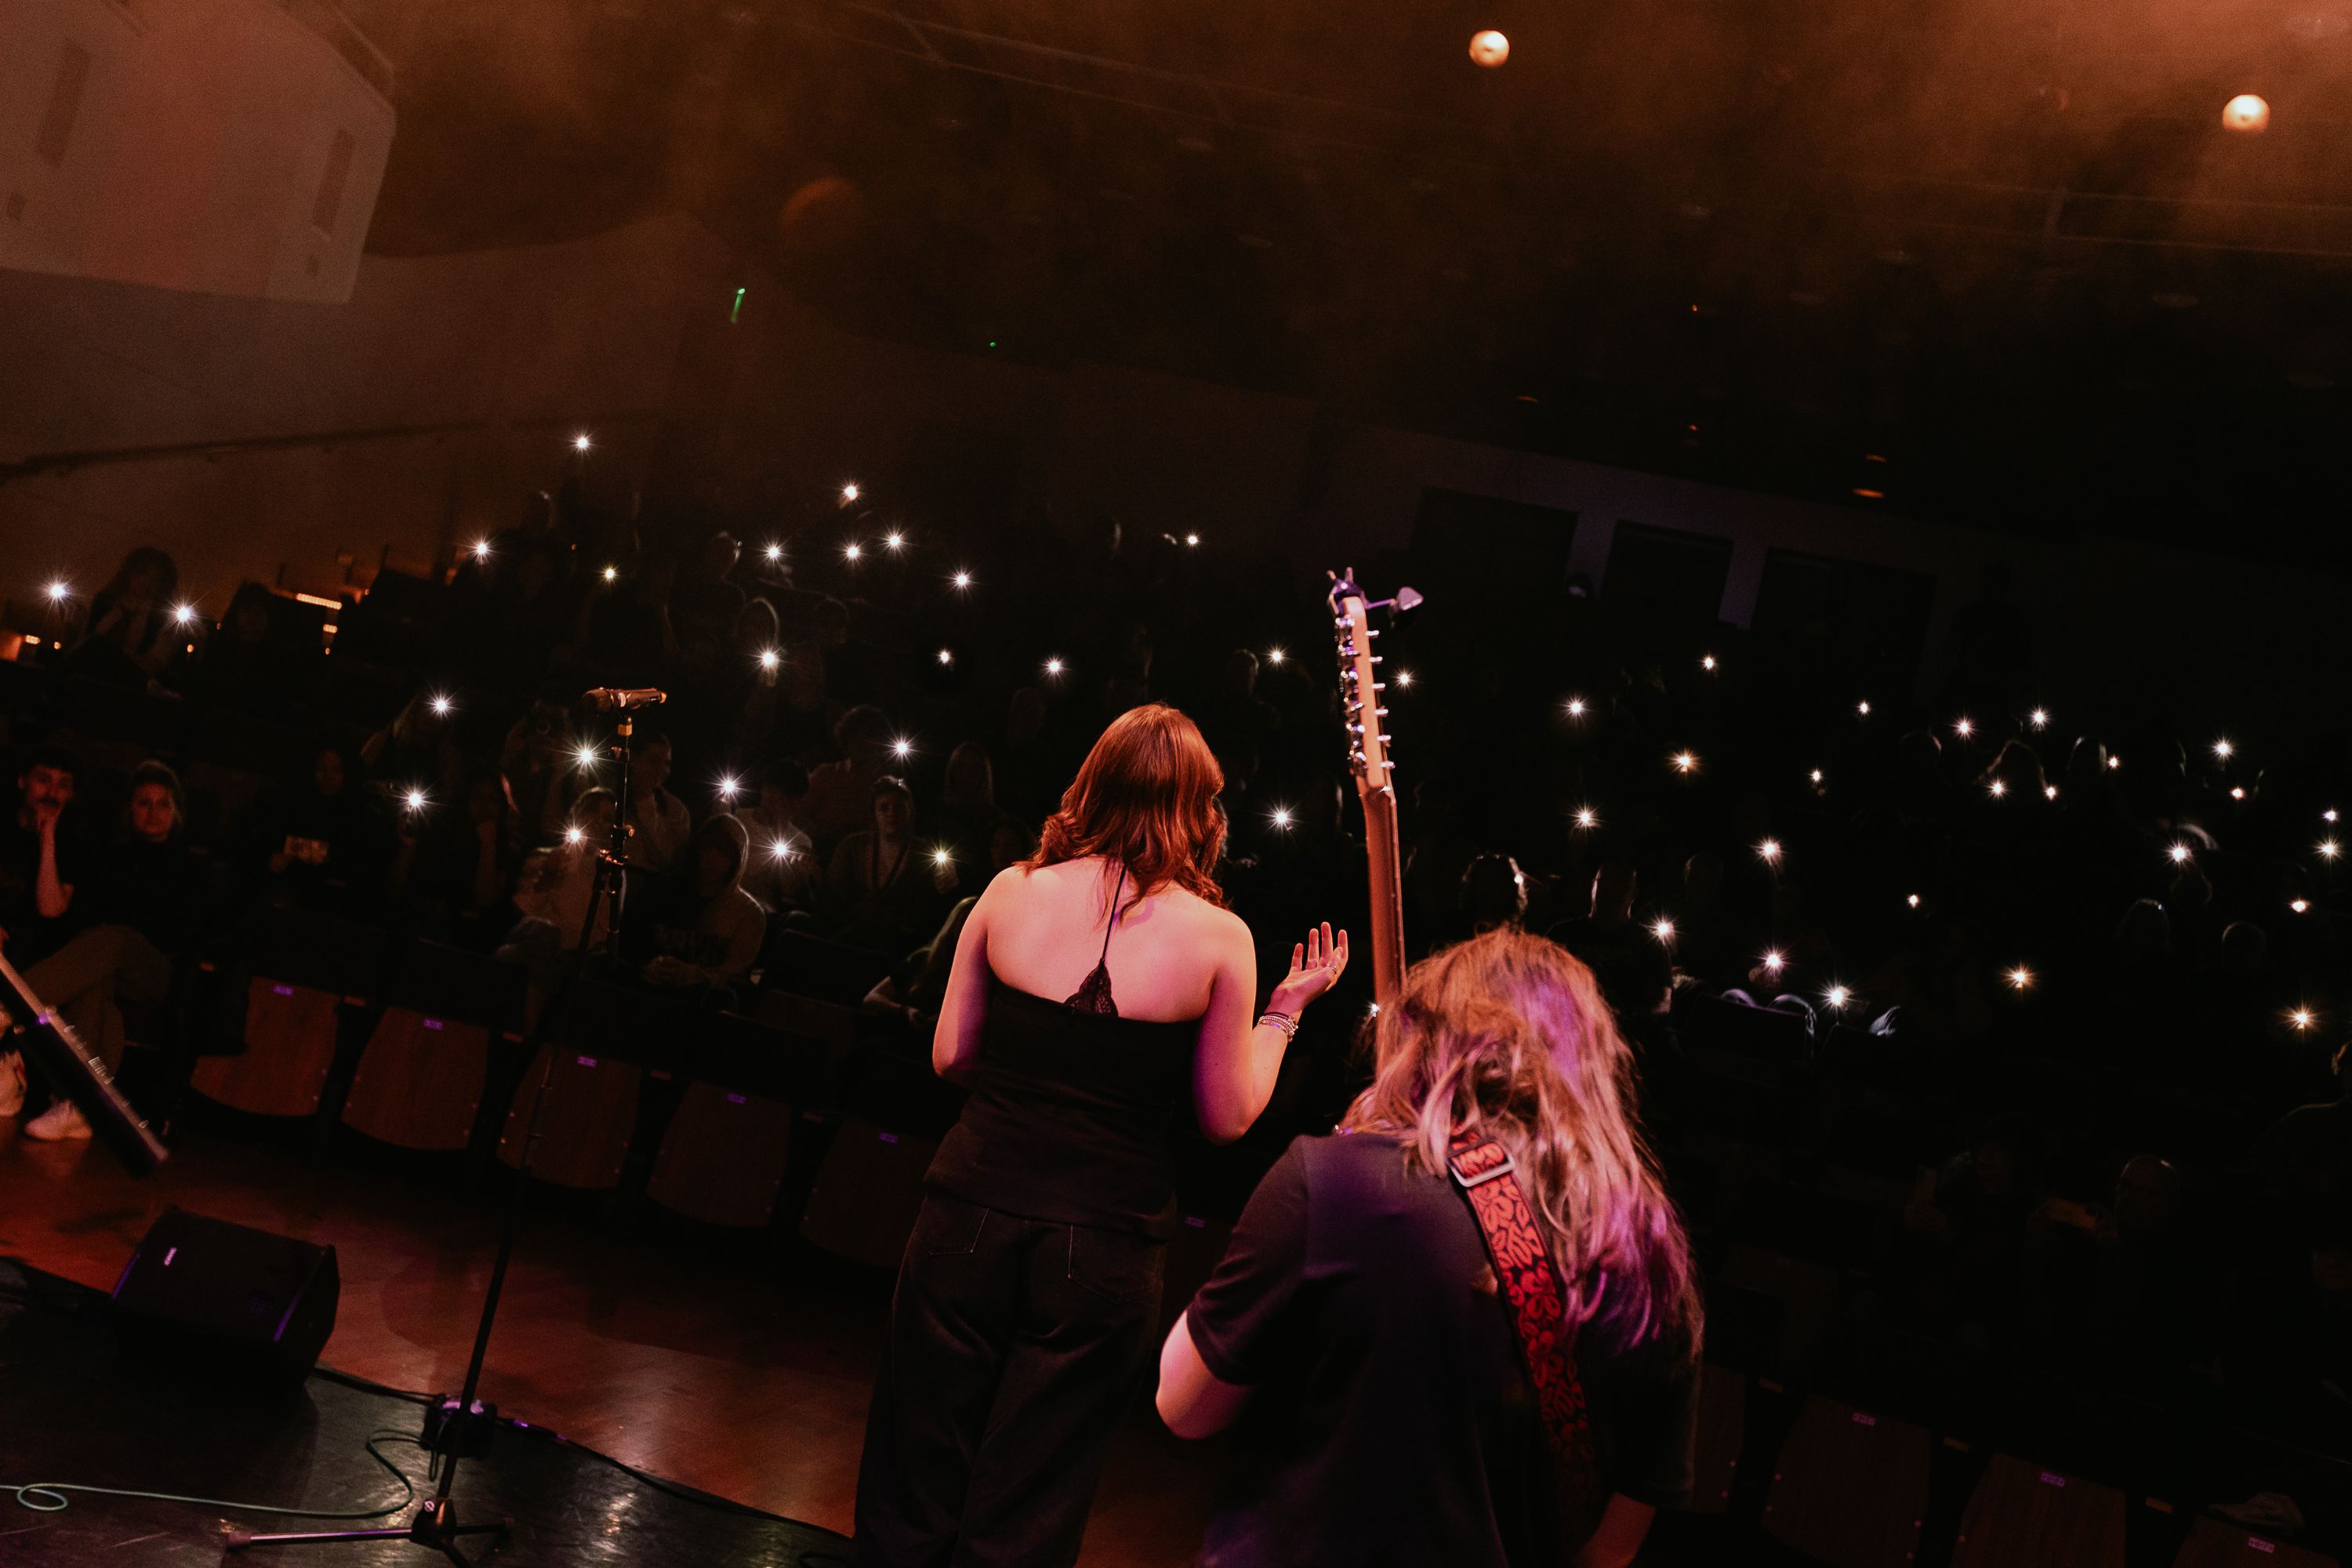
[1258,1011,1299,1040]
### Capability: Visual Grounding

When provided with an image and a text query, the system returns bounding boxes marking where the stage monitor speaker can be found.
[111,1207,339,1385]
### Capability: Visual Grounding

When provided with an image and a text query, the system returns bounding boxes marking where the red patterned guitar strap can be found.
[1450,1135,1602,1521]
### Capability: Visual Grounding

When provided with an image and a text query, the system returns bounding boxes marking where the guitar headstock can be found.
[1327,568,1417,800]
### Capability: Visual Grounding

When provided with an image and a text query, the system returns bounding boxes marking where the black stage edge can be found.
[0,1261,850,1568]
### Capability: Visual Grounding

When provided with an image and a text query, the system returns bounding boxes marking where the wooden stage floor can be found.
[0,1117,1223,1566]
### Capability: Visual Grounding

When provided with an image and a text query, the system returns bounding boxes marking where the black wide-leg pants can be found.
[854,1194,1167,1568]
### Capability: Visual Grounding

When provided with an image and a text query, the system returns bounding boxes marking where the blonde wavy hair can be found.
[1342,928,1700,1352]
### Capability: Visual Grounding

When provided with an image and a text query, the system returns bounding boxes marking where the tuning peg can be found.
[1367,586,1424,615]
[1371,682,1385,692]
[1375,707,1388,717]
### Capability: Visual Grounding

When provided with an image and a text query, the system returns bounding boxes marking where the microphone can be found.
[584,687,667,711]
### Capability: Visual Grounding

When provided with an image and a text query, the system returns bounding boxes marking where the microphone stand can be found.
[230,702,646,1563]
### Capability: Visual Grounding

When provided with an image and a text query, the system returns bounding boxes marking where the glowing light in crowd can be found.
[2213,739,2234,760]
[2328,810,2342,823]
[173,603,198,626]
[1907,894,1922,909]
[1650,919,1675,944]
[2222,93,2270,133]
[473,539,492,561]
[601,565,617,582]
[1044,656,1065,677]
[1810,768,1825,784]
[759,648,780,670]
[1761,949,1786,975]
[1573,807,1599,829]
[2230,786,2248,800]
[1700,654,1718,672]
[2046,786,2060,800]
[575,744,599,769]
[764,543,783,562]
[1857,701,1871,717]
[45,580,69,603]
[770,840,793,862]
[1185,532,1201,547]
[844,543,864,562]
[717,775,741,800]
[430,694,453,716]
[1954,717,1974,739]
[842,484,860,502]
[1989,780,2008,798]
[1758,838,1783,864]
[1468,28,1509,67]
[2169,842,2193,865]
[2321,840,2343,861]
[932,848,952,867]
[1271,807,1294,830]
[2007,966,2034,991]
[1267,648,1287,666]
[1396,670,1417,688]
[885,532,906,551]
[937,648,953,666]
[891,738,913,760]
[2292,898,2311,914]
[403,788,426,811]
[953,569,974,590]
[2030,708,2049,730]
[572,434,592,452]
[1671,751,1698,774]
[2290,1007,2317,1032]
[2109,755,2122,770]
[1824,985,1850,1009]
[565,826,585,846]
[1566,697,1588,718]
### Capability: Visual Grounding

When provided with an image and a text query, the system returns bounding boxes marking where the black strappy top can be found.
[926,866,1202,1239]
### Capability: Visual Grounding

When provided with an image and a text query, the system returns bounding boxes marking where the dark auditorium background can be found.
[3,0,2351,1563]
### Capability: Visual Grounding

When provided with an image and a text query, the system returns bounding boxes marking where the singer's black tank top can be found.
[926,868,1201,1240]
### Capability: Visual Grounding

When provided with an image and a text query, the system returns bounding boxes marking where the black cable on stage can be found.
[1,1430,423,1523]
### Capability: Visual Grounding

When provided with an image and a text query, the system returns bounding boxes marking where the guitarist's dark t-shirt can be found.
[1184,1131,1699,1568]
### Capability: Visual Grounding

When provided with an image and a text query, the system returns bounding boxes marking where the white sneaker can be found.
[24,1099,90,1142]
[0,1053,22,1118]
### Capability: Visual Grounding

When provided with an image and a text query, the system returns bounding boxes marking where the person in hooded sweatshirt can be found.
[639,812,764,1002]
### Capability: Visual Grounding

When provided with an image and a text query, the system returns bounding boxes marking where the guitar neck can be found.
[1360,782,1406,1011]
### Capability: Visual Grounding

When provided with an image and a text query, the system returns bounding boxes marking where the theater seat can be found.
[190,977,343,1118]
[1950,1453,2125,1568]
[1761,1395,1930,1567]
[342,945,524,1152]
[341,1008,492,1152]
[495,1044,643,1191]
[2172,1516,2336,1568]
[798,1116,938,1269]
[647,1081,799,1228]
[1687,1364,1746,1515]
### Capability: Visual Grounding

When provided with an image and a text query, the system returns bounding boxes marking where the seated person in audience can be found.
[88,760,212,955]
[671,528,749,666]
[861,896,978,1033]
[638,814,764,996]
[241,743,395,916]
[924,742,1005,890]
[2252,1040,2352,1221]
[499,789,616,1004]
[986,817,1038,875]
[575,549,680,682]
[0,747,172,1141]
[624,731,693,876]
[823,775,950,953]
[390,767,520,944]
[499,697,579,846]
[188,583,308,718]
[1548,861,1673,1028]
[1898,1115,2050,1344]
[63,546,181,691]
[1461,852,1529,934]
[803,705,898,844]
[362,688,465,798]
[739,760,819,916]
[1158,930,1700,1568]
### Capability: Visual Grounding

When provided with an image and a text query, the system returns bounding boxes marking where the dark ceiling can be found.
[342,0,2352,562]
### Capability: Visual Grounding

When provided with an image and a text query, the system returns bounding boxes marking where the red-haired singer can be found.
[855,704,1349,1566]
